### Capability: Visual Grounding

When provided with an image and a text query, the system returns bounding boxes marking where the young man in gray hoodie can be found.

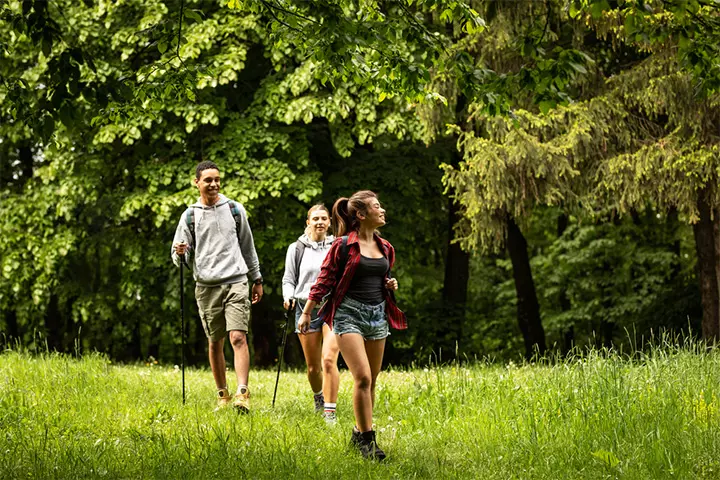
[171,161,263,412]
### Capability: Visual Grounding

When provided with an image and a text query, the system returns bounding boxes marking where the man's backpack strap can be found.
[227,200,244,244]
[228,200,241,219]
[184,207,196,246]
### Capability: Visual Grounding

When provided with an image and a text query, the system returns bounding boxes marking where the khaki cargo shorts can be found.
[195,281,250,342]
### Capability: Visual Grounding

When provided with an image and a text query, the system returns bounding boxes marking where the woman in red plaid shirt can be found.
[299,190,407,461]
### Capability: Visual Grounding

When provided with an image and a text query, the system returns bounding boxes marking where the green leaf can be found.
[184,9,203,23]
[568,62,587,74]
[591,450,620,468]
[59,103,75,128]
[42,37,52,57]
[568,1,581,19]
[538,100,553,114]
[42,115,55,140]
[624,13,637,36]
[590,0,610,20]
[158,41,168,54]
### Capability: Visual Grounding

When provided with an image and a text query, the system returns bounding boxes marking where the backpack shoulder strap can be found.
[228,200,241,220]
[294,241,305,282]
[335,236,349,280]
[184,207,196,246]
[228,201,244,245]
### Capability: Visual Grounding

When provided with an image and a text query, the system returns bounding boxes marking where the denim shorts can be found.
[333,296,389,340]
[294,299,324,334]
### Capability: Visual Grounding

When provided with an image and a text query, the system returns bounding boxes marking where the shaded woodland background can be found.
[2,0,719,366]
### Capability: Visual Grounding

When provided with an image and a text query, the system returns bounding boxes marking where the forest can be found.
[2,0,720,367]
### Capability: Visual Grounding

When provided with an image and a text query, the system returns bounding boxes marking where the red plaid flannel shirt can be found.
[308,230,407,330]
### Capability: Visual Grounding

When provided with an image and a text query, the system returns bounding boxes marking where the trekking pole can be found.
[272,299,294,408]
[179,256,187,405]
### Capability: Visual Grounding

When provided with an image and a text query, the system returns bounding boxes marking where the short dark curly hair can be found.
[195,161,219,179]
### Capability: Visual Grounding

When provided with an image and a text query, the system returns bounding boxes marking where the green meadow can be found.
[1,344,719,479]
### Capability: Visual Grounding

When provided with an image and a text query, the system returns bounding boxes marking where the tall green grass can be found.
[1,342,719,479]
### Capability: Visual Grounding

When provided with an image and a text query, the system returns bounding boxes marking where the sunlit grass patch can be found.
[1,344,720,479]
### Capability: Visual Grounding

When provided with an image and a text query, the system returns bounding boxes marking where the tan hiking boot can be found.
[215,387,231,410]
[233,386,250,414]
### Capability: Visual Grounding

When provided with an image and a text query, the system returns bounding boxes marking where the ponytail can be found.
[332,190,378,237]
[332,197,351,237]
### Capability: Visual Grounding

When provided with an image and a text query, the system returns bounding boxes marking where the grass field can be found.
[1,343,720,479]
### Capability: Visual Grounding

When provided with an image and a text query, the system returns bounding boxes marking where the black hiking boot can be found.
[351,428,386,461]
[350,426,362,448]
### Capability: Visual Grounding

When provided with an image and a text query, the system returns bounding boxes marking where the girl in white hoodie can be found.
[282,205,340,424]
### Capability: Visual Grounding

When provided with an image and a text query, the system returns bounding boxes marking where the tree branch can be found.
[260,0,319,25]
[397,1,447,53]
[177,0,184,58]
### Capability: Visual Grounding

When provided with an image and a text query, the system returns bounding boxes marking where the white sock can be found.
[324,402,336,413]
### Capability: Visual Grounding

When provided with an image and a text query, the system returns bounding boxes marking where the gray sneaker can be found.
[313,394,325,413]
[323,410,337,425]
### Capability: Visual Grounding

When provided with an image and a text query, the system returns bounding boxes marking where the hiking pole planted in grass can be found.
[180,257,187,405]
[272,299,294,408]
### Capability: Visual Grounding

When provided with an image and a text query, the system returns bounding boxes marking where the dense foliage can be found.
[1,0,717,364]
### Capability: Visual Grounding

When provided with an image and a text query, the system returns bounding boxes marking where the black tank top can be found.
[346,255,389,306]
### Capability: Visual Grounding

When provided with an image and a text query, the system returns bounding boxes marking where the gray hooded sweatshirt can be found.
[282,233,335,303]
[171,194,261,287]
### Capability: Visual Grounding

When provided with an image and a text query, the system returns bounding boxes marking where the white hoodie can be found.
[282,233,334,302]
[171,194,261,287]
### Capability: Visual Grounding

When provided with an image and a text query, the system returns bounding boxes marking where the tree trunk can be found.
[439,145,471,357]
[190,313,207,367]
[668,208,682,278]
[129,319,142,361]
[600,316,614,348]
[506,216,546,358]
[3,309,19,343]
[148,323,161,361]
[441,197,470,353]
[714,210,720,311]
[692,195,720,341]
[44,294,63,352]
[557,213,574,353]
[251,300,274,367]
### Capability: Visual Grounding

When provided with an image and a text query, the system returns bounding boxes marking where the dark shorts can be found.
[333,296,389,340]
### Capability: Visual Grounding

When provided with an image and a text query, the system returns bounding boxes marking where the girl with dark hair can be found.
[300,190,407,460]
[281,205,340,423]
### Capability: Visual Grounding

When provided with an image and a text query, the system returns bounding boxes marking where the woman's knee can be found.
[322,353,338,373]
[354,373,372,391]
[307,362,322,377]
